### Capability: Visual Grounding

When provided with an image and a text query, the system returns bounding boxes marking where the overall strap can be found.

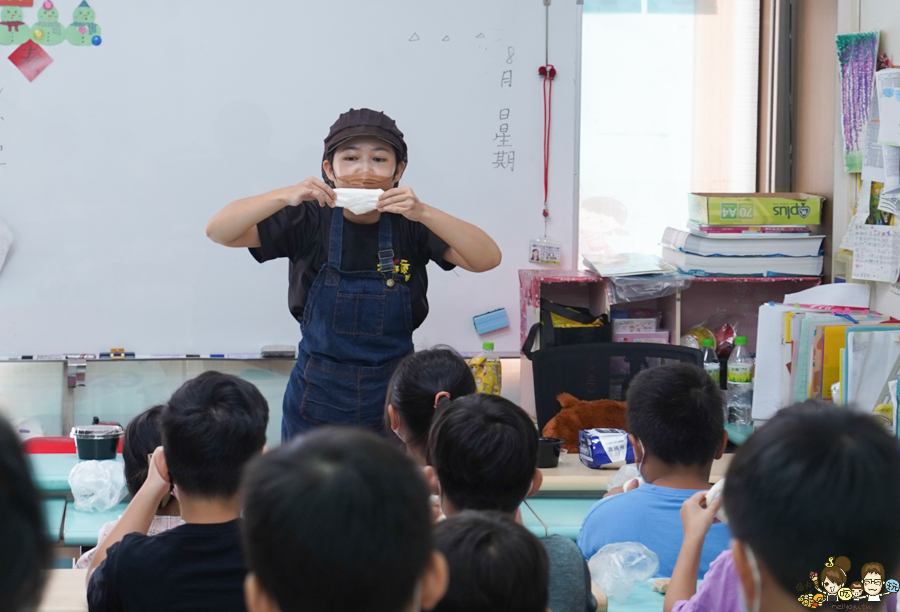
[377,213,395,281]
[327,207,344,267]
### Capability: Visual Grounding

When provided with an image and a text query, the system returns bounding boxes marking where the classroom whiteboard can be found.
[0,0,579,356]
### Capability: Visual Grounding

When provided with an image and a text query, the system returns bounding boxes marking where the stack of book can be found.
[660,193,826,277]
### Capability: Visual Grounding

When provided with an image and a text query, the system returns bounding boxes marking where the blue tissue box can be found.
[579,428,635,469]
[473,308,510,335]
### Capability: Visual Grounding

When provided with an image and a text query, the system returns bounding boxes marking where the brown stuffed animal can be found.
[542,393,627,454]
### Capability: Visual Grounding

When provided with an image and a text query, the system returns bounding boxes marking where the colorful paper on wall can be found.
[837,32,880,172]
[66,0,100,46]
[8,39,52,81]
[0,1,33,7]
[31,1,66,46]
[0,5,30,44]
[876,69,900,147]
[850,224,900,282]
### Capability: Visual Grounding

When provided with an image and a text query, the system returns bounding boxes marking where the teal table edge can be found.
[43,498,66,542]
[64,501,129,546]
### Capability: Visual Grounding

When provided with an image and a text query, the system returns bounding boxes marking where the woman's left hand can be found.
[378,187,429,222]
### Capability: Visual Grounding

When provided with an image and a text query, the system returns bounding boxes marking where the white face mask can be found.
[392,425,405,445]
[334,188,384,215]
[636,439,646,481]
[739,543,762,612]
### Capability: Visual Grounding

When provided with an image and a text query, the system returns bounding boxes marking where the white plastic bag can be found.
[607,464,644,491]
[589,542,660,602]
[69,460,128,512]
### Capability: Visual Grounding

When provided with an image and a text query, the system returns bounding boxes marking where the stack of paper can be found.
[752,284,899,436]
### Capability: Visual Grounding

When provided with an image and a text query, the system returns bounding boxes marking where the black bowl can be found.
[537,437,565,468]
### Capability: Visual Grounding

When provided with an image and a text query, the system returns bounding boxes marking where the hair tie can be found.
[434,391,451,408]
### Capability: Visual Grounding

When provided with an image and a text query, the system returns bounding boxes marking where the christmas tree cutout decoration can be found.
[67,0,101,46]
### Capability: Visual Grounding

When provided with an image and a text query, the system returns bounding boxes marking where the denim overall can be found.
[281,207,414,440]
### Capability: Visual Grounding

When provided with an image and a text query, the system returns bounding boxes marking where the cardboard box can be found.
[612,318,657,333]
[689,193,823,226]
[579,428,635,469]
[613,331,670,344]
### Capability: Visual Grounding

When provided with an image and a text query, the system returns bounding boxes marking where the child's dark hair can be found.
[241,428,433,612]
[0,416,50,612]
[724,402,900,597]
[122,405,164,497]
[432,511,549,612]
[385,347,476,453]
[162,371,268,498]
[626,362,724,465]
[427,394,537,514]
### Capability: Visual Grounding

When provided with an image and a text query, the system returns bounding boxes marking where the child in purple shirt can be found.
[664,402,900,612]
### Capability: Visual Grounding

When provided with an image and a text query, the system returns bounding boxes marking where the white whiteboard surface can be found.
[0,0,578,356]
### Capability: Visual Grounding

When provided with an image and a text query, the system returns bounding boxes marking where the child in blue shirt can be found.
[577,362,730,578]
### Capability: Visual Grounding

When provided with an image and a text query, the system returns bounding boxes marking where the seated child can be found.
[663,403,900,612]
[241,428,449,612]
[76,405,183,569]
[433,511,549,612]
[385,346,476,465]
[428,393,596,612]
[0,414,50,612]
[87,371,269,612]
[577,363,730,578]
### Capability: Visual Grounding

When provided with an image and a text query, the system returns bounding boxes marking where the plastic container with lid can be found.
[70,424,123,460]
[468,342,502,395]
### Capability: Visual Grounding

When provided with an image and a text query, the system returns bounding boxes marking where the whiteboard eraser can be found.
[261,344,297,358]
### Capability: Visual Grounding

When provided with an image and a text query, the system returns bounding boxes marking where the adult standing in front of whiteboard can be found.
[206,109,501,440]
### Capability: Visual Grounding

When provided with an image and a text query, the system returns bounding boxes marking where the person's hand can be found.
[285,177,336,208]
[144,446,172,500]
[422,466,440,496]
[603,485,625,498]
[377,187,428,222]
[680,490,721,541]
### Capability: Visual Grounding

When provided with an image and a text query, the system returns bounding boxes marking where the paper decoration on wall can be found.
[8,38,52,80]
[851,224,900,283]
[31,1,64,45]
[836,32,880,173]
[66,0,100,46]
[0,1,34,7]
[0,5,30,45]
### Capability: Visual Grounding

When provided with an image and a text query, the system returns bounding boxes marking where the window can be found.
[579,0,761,258]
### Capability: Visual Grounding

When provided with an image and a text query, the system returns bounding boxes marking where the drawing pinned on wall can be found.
[8,39,52,81]
[31,1,65,46]
[0,5,31,45]
[409,32,419,42]
[442,35,450,41]
[66,0,100,46]
[836,31,880,173]
[476,33,485,38]
[0,1,33,7]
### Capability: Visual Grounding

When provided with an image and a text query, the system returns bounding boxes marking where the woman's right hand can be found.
[285,177,337,208]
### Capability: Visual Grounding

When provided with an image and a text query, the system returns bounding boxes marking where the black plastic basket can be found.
[531,342,704,431]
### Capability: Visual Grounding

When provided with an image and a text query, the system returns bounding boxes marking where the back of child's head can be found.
[385,346,476,453]
[432,511,549,612]
[122,405,164,497]
[0,415,50,611]
[242,427,433,612]
[625,362,724,465]
[724,402,900,596]
[428,393,537,514]
[162,371,268,498]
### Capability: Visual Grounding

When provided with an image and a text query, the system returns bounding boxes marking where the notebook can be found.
[662,227,824,257]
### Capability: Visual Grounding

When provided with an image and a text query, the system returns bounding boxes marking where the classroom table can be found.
[63,502,128,547]
[39,569,88,612]
[29,454,124,493]
[44,499,66,543]
[524,455,732,541]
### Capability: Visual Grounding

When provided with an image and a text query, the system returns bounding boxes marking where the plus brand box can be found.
[689,193,823,226]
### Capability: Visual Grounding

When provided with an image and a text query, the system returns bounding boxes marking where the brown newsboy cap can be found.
[323,108,408,162]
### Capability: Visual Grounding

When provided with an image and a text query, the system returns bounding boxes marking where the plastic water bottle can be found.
[468,342,502,395]
[726,336,754,426]
[701,339,720,387]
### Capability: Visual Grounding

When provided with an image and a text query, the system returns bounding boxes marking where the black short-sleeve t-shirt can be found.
[250,202,455,329]
[87,520,247,612]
